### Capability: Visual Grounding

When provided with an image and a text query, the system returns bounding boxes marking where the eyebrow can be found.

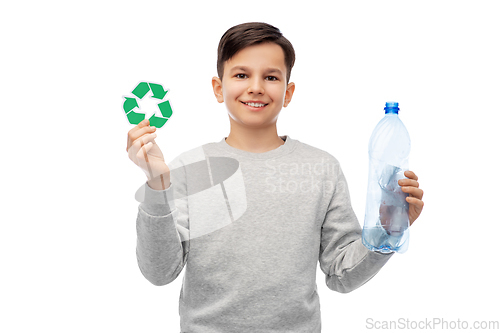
[229,66,283,76]
[266,68,283,76]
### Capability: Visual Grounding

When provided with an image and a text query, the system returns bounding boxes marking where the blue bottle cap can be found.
[384,101,399,114]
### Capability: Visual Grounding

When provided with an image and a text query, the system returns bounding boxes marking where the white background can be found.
[2,0,499,332]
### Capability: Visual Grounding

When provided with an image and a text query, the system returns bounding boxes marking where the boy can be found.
[126,22,424,332]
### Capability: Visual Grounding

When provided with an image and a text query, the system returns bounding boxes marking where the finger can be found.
[137,142,155,178]
[398,178,419,188]
[136,141,154,164]
[131,126,156,144]
[139,142,154,158]
[404,170,418,181]
[137,118,150,128]
[128,123,155,142]
[407,196,424,209]
[133,133,157,150]
[127,119,153,151]
[127,119,150,138]
[402,186,424,199]
[127,126,156,152]
[132,132,157,149]
[128,133,157,160]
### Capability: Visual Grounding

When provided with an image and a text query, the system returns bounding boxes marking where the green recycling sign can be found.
[123,82,173,128]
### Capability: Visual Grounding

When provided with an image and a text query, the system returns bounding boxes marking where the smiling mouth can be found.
[241,101,268,107]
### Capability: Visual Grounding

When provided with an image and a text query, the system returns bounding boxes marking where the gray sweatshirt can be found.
[135,135,394,333]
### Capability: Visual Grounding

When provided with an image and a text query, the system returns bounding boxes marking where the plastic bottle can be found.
[362,102,411,254]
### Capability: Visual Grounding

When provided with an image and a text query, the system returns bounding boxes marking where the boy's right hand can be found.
[127,119,170,183]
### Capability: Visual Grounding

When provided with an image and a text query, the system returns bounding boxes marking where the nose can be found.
[247,77,264,95]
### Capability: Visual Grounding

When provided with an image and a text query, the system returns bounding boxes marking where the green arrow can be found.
[149,83,169,100]
[158,100,173,118]
[132,82,150,99]
[127,111,146,125]
[123,97,138,113]
[148,114,168,128]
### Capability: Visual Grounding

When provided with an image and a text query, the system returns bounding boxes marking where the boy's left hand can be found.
[398,170,424,226]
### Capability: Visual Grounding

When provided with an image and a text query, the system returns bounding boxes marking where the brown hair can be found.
[216,22,295,84]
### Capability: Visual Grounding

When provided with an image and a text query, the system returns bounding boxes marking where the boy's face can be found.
[212,42,295,130]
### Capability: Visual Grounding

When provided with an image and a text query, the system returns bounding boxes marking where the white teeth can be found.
[244,102,266,107]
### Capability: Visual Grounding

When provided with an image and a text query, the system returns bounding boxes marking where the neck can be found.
[225,125,284,153]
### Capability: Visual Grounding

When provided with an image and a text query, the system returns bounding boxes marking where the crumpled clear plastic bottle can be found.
[362,102,411,254]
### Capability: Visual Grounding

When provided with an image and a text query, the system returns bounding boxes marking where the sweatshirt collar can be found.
[217,135,297,160]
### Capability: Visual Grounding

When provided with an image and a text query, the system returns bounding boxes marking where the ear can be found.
[283,82,295,107]
[212,76,224,103]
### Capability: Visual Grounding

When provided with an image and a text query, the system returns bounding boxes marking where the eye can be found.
[235,73,247,79]
[266,76,278,81]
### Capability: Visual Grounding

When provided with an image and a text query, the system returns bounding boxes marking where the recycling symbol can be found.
[123,82,173,128]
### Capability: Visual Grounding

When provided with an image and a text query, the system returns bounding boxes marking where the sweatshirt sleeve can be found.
[318,161,394,293]
[135,166,189,286]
